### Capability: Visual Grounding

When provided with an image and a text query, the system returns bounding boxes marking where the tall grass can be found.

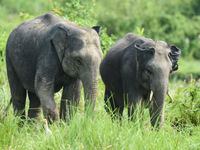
[0,94,200,150]
[0,70,200,149]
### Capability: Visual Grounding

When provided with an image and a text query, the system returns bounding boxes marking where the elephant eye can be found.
[144,68,152,76]
[75,57,82,66]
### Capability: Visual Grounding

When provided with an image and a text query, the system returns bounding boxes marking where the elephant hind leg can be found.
[28,91,41,119]
[104,88,114,114]
[11,89,27,120]
[104,88,124,120]
[7,60,26,120]
[128,98,144,122]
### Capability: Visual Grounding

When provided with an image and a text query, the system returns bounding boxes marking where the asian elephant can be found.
[100,33,181,127]
[6,13,102,122]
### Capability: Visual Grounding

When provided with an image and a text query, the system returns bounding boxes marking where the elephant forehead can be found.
[72,40,101,61]
[76,30,98,43]
[138,38,155,48]
[70,27,102,57]
[155,41,170,54]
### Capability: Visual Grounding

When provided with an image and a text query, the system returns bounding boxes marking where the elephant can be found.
[5,13,103,122]
[100,33,181,127]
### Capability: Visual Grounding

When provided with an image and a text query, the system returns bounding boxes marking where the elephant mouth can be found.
[148,89,173,102]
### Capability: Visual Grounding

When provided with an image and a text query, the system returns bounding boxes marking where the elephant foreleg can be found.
[60,80,81,122]
[104,89,124,121]
[127,92,143,121]
[35,75,59,123]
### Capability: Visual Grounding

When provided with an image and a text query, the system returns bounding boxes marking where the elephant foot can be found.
[43,107,59,123]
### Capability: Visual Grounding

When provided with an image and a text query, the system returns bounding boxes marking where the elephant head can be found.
[50,23,102,111]
[134,38,181,127]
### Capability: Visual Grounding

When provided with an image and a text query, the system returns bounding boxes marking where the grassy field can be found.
[0,68,200,149]
[0,1,200,149]
[0,67,200,150]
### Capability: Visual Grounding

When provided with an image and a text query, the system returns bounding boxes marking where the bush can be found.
[2,0,200,58]
[0,0,50,15]
[95,0,200,59]
[166,79,200,129]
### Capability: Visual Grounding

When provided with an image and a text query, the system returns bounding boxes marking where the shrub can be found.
[95,0,200,59]
[166,79,200,129]
[0,0,50,15]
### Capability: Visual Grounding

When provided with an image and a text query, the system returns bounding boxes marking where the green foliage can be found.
[0,30,8,84]
[100,29,115,55]
[19,12,34,21]
[166,79,200,129]
[95,0,200,59]
[136,27,144,36]
[52,0,96,27]
[1,0,200,58]
[0,32,7,63]
[0,0,50,15]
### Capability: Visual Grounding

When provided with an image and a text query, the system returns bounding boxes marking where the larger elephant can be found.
[6,13,102,122]
[100,33,181,127]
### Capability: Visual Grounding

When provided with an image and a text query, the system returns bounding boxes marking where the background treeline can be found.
[1,0,200,59]
[95,0,200,59]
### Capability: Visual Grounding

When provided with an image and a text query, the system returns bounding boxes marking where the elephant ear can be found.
[51,24,71,62]
[169,45,181,71]
[92,26,101,35]
[134,39,155,56]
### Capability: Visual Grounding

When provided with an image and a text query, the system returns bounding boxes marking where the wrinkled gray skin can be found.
[100,33,181,127]
[6,13,102,122]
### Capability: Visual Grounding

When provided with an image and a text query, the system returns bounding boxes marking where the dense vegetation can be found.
[95,0,200,59]
[0,0,200,149]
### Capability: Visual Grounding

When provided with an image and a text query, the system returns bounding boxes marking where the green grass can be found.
[171,59,200,81]
[0,112,199,150]
[0,55,200,150]
[0,79,200,149]
[178,59,200,74]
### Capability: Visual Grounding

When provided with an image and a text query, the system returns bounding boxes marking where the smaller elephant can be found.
[5,13,103,122]
[100,33,181,127]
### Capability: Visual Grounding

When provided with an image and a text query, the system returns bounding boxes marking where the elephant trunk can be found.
[149,75,168,127]
[81,72,99,113]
